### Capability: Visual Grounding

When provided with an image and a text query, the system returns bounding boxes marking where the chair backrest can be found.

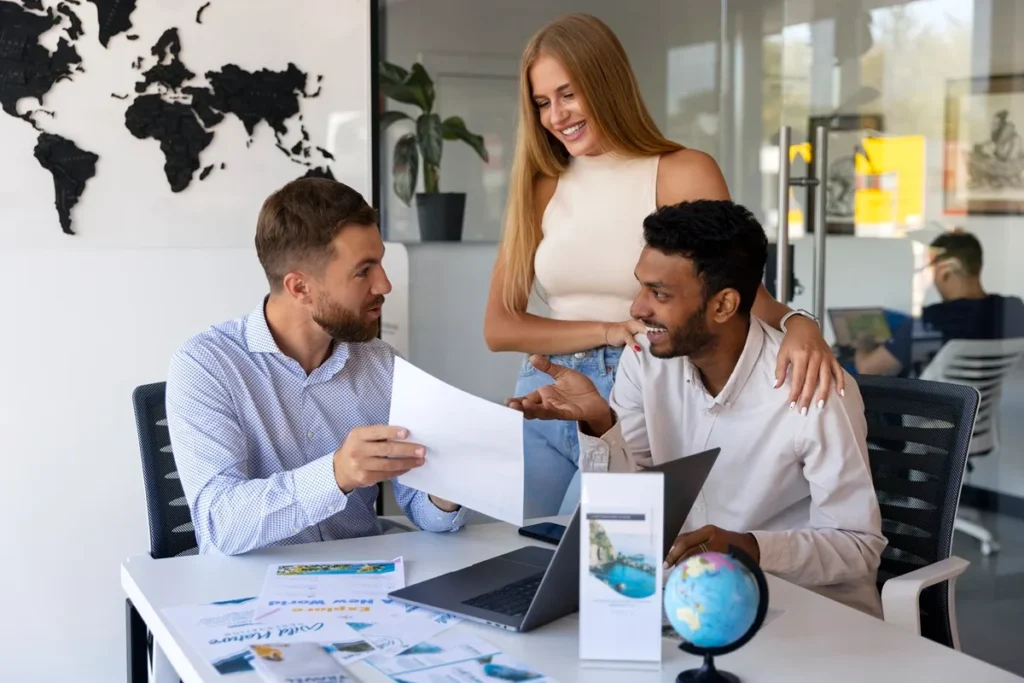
[856,375,979,649]
[919,338,1024,455]
[132,382,199,559]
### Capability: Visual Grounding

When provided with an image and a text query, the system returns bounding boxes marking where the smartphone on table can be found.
[517,521,566,545]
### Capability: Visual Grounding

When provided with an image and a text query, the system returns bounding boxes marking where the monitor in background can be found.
[829,307,894,348]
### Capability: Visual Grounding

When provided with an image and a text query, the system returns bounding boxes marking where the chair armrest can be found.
[882,556,969,638]
[380,515,414,534]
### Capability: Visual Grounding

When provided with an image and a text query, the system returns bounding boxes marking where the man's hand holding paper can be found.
[332,424,461,511]
[332,425,425,492]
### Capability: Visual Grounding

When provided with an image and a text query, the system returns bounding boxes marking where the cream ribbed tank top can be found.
[534,152,660,322]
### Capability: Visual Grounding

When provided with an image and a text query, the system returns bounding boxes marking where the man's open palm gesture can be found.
[506,355,608,424]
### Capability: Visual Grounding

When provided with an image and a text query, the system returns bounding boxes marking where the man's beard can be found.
[647,303,716,359]
[312,293,384,343]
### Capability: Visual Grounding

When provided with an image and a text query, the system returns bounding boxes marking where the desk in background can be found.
[121,520,1021,683]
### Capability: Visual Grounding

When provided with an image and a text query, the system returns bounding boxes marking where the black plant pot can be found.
[415,192,466,242]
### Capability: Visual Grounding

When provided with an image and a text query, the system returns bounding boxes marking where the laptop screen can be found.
[829,308,893,347]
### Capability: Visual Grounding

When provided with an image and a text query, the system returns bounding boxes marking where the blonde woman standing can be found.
[484,13,843,516]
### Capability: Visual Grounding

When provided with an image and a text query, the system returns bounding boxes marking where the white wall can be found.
[0,1,372,681]
[405,244,523,403]
[0,250,267,681]
[788,236,916,341]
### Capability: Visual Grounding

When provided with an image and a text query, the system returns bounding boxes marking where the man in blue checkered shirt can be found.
[166,178,468,555]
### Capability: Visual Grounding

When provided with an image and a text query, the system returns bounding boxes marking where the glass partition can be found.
[374,5,1024,671]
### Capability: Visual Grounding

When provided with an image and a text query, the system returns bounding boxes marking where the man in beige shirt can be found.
[508,199,887,617]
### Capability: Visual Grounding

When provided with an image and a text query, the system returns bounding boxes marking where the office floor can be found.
[954,509,1024,677]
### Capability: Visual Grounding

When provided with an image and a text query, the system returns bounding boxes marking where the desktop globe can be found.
[664,553,759,648]
[664,547,769,683]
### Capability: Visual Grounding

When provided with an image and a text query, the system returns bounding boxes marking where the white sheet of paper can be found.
[368,630,559,682]
[283,594,461,656]
[248,642,356,683]
[258,558,405,610]
[276,595,412,626]
[342,602,462,658]
[389,358,525,526]
[162,597,378,676]
[258,595,458,666]
[367,631,500,676]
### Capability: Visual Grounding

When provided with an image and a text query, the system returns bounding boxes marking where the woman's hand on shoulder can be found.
[776,316,846,412]
[657,148,731,206]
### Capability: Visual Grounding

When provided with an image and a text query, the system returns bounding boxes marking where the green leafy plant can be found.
[379,61,490,206]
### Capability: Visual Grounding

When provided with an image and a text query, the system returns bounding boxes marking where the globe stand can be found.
[676,651,739,683]
[670,545,769,683]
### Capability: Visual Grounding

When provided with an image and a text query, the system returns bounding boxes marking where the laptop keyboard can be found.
[462,572,545,617]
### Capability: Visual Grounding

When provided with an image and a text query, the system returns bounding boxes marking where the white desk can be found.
[122,520,1021,683]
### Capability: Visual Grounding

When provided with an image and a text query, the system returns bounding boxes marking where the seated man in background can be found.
[166,178,466,556]
[508,200,886,617]
[855,230,1024,376]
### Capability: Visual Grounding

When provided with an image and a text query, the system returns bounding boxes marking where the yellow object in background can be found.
[854,136,926,232]
[790,142,812,165]
[788,203,805,229]
[783,144,809,234]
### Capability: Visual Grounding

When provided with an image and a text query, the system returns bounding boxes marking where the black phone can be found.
[518,522,566,545]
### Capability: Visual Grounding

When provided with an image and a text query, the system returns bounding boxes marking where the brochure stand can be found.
[579,471,664,670]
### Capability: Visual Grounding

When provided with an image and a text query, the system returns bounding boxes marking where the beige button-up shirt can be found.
[578,317,887,617]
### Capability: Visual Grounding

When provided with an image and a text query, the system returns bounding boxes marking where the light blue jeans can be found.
[516,345,623,518]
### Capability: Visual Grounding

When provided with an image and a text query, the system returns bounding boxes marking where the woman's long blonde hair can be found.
[499,13,683,314]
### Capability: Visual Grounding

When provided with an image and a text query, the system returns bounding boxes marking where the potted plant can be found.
[379,61,490,241]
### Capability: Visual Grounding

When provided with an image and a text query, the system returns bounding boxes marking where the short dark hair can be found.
[642,200,768,316]
[255,178,379,290]
[931,230,982,276]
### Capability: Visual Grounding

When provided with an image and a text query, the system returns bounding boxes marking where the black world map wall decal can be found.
[0,0,333,235]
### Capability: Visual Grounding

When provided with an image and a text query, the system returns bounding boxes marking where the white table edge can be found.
[123,558,213,683]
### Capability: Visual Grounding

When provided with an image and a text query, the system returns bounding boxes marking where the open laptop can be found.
[388,447,720,633]
[828,307,893,348]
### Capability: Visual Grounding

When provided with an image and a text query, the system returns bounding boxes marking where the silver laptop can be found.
[388,447,720,632]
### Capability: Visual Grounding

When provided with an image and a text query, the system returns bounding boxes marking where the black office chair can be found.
[126,382,197,683]
[133,382,199,558]
[857,375,979,650]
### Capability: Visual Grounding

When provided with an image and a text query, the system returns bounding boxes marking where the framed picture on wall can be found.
[944,73,1024,216]
[807,114,884,234]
